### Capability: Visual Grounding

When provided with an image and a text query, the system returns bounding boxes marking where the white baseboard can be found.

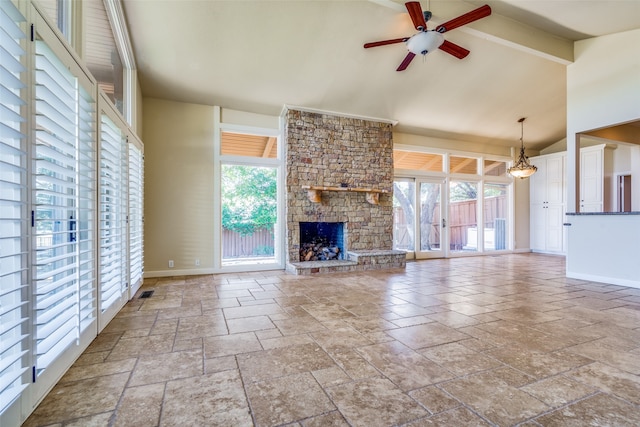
[566,271,640,290]
[144,263,285,279]
[513,248,533,253]
[144,268,217,278]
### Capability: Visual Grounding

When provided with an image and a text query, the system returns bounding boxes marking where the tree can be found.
[393,182,440,251]
[221,165,277,235]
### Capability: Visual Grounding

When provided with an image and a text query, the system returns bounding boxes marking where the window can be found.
[394,150,443,172]
[449,155,478,174]
[85,0,124,114]
[35,0,72,42]
[0,0,29,413]
[484,159,508,177]
[483,183,509,251]
[221,131,278,158]
[216,125,283,271]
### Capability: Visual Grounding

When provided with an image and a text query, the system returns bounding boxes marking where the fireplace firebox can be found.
[299,222,345,261]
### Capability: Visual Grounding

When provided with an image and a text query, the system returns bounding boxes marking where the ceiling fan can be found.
[364,1,491,71]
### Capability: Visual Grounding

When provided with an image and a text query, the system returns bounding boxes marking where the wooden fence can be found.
[222,228,274,258]
[394,195,507,250]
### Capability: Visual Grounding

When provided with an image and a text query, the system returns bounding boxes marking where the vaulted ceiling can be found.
[122,0,640,151]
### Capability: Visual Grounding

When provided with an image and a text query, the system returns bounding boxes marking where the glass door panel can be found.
[484,183,509,251]
[449,181,478,252]
[417,180,445,259]
[392,180,415,257]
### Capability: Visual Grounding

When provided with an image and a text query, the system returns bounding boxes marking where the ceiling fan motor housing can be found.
[406,31,444,55]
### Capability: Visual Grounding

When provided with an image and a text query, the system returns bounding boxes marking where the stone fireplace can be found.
[285,109,405,274]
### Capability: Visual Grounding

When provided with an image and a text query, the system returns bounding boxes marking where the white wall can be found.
[565,29,640,287]
[567,214,640,288]
[566,29,640,212]
[633,146,640,211]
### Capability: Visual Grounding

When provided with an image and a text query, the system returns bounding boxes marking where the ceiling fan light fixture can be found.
[507,117,538,179]
[406,31,444,55]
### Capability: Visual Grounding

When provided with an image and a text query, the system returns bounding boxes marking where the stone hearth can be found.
[284,109,405,274]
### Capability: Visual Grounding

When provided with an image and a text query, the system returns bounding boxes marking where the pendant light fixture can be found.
[507,117,537,179]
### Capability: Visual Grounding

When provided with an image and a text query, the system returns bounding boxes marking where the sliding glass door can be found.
[393,179,445,258]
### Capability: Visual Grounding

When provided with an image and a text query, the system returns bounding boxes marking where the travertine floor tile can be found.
[204,331,263,357]
[385,322,470,349]
[405,407,492,426]
[245,372,335,426]
[535,393,640,426]
[237,343,336,383]
[112,383,164,427]
[357,341,454,391]
[520,375,597,407]
[23,373,129,426]
[326,377,429,427]
[408,385,461,414]
[24,254,640,427]
[161,370,252,426]
[440,368,549,425]
[128,348,203,386]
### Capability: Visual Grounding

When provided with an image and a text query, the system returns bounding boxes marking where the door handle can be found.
[442,218,446,228]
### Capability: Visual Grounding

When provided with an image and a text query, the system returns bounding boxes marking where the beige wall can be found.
[143,98,216,274]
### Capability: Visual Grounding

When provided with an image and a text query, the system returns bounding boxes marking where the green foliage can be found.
[253,245,274,256]
[221,165,277,235]
[449,182,477,201]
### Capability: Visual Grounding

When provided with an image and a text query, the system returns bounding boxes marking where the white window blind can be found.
[128,143,143,290]
[99,114,127,312]
[34,38,96,373]
[76,87,96,331]
[0,0,29,412]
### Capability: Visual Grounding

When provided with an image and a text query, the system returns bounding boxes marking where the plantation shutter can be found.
[33,38,96,373]
[76,87,97,331]
[99,114,127,312]
[0,0,29,411]
[128,142,143,292]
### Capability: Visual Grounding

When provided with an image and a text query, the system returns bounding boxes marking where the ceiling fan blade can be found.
[438,40,470,59]
[405,1,427,31]
[364,37,409,49]
[396,52,416,71]
[435,4,491,33]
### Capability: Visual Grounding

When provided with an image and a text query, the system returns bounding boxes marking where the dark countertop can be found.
[566,211,640,215]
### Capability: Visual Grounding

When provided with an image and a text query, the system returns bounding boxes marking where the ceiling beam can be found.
[262,137,276,157]
[394,150,410,163]
[369,0,573,64]
[419,155,441,171]
[483,160,503,173]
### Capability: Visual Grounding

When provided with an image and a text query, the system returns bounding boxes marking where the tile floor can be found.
[24,253,640,427]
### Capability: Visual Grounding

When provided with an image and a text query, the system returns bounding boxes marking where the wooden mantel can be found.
[301,185,389,205]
